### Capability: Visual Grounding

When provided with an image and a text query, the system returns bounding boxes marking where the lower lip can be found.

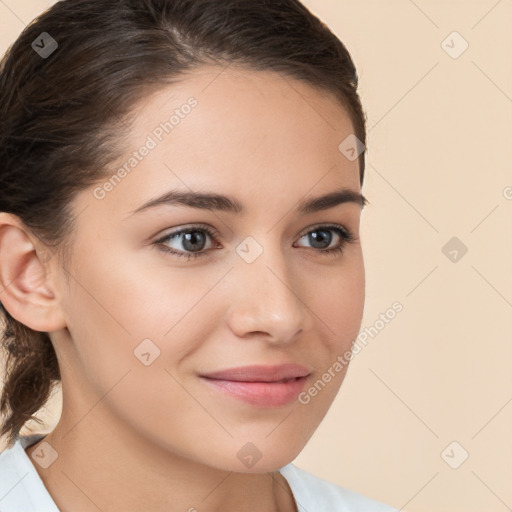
[200,376,309,407]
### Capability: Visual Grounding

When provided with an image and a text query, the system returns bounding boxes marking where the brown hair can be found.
[0,0,367,449]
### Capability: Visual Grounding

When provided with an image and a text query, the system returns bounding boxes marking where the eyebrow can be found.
[126,187,368,218]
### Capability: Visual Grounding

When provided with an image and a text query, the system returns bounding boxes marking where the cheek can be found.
[61,249,221,384]
[296,260,364,419]
[309,254,365,350]
[59,258,210,448]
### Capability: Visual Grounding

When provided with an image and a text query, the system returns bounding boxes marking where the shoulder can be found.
[0,434,59,512]
[279,463,399,512]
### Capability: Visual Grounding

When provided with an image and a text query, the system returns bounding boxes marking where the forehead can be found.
[126,63,355,155]
[81,64,361,222]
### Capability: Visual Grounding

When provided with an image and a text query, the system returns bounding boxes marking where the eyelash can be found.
[153,223,357,261]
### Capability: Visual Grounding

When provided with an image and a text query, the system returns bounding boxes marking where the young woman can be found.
[0,1,398,510]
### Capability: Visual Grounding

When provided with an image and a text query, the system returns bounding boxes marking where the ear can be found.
[0,212,67,332]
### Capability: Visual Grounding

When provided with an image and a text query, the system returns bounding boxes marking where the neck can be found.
[25,409,297,512]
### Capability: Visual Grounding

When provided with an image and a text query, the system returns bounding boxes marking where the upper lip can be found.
[200,364,311,383]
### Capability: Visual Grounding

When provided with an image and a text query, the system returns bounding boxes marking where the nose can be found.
[225,240,314,345]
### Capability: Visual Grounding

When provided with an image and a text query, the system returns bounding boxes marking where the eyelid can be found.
[153,222,356,245]
[297,222,355,240]
[153,223,220,242]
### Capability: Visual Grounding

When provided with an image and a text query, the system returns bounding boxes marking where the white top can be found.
[0,434,399,512]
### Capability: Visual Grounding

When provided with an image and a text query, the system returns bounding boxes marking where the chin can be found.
[210,439,304,474]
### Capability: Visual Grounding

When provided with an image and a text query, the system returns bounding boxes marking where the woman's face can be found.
[51,65,366,472]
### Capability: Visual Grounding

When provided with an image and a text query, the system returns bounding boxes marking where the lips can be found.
[199,364,311,407]
[200,363,311,383]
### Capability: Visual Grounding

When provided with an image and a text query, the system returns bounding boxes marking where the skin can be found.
[0,64,365,512]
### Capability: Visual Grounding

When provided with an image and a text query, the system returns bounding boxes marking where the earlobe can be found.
[0,212,67,332]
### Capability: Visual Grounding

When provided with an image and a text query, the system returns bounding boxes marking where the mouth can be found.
[199,375,310,407]
[199,363,311,383]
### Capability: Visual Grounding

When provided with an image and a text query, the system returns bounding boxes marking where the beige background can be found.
[1,1,511,511]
